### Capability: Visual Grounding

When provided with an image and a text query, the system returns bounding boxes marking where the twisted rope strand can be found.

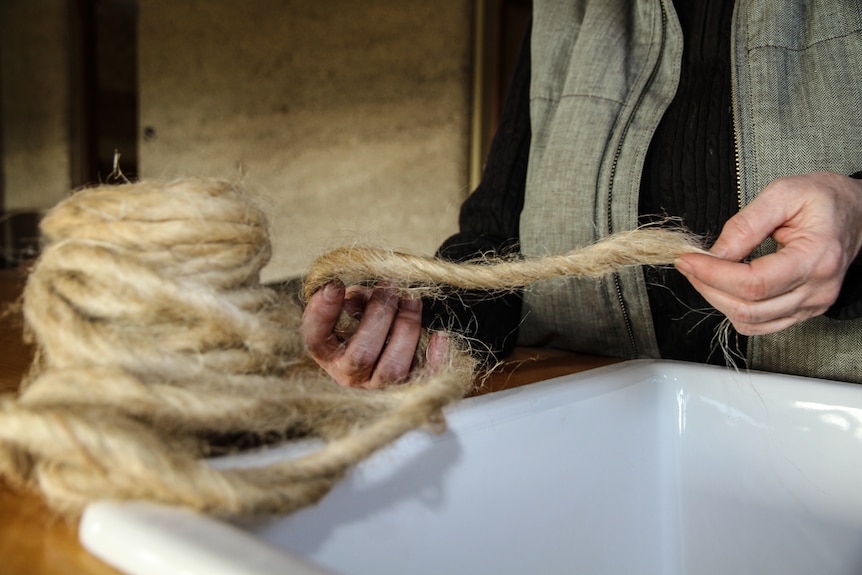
[303,226,707,299]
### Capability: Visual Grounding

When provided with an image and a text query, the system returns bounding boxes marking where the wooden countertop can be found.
[0,269,617,575]
[0,269,120,575]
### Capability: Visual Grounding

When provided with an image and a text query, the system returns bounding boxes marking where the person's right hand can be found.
[300,282,448,389]
[676,171,862,335]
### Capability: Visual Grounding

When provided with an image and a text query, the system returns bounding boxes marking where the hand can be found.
[675,172,862,335]
[300,282,448,389]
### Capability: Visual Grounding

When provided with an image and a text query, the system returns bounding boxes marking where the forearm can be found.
[423,235,523,365]
[422,18,532,364]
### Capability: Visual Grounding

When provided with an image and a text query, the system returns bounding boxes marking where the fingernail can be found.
[322,282,341,302]
[400,297,421,311]
[709,240,728,259]
[674,258,692,275]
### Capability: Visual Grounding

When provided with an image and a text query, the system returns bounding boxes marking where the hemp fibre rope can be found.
[0,178,705,519]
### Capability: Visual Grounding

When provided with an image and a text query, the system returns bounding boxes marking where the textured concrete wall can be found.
[0,0,71,211]
[139,0,473,281]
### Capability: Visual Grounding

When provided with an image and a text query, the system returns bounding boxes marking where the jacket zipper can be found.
[731,94,743,213]
[729,7,744,215]
[606,0,669,358]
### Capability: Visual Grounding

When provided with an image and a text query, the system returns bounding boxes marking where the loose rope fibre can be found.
[0,178,705,519]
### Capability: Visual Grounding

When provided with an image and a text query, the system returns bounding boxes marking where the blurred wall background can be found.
[0,0,475,281]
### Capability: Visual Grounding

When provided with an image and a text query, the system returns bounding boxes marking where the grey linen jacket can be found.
[519,0,862,382]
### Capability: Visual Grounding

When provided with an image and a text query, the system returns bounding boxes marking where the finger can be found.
[709,186,799,260]
[342,285,373,318]
[730,315,800,336]
[681,268,821,334]
[676,250,806,303]
[300,283,347,360]
[368,297,424,389]
[425,332,451,373]
[338,287,400,386]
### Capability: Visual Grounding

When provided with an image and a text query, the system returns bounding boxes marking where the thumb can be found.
[711,198,784,261]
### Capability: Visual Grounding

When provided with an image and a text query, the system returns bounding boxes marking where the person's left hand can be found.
[675,171,862,335]
[300,282,450,389]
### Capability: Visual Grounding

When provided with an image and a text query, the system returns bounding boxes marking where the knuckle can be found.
[331,373,367,389]
[731,322,759,336]
[814,246,845,277]
[722,210,763,248]
[724,300,760,327]
[345,285,372,298]
[737,276,770,301]
[375,363,407,386]
[330,362,371,389]
[724,215,754,239]
[341,342,380,376]
[729,309,755,328]
[299,326,334,358]
[298,317,315,340]
[807,288,838,313]
[299,331,324,357]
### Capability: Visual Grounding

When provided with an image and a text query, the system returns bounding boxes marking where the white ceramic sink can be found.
[80,360,862,575]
